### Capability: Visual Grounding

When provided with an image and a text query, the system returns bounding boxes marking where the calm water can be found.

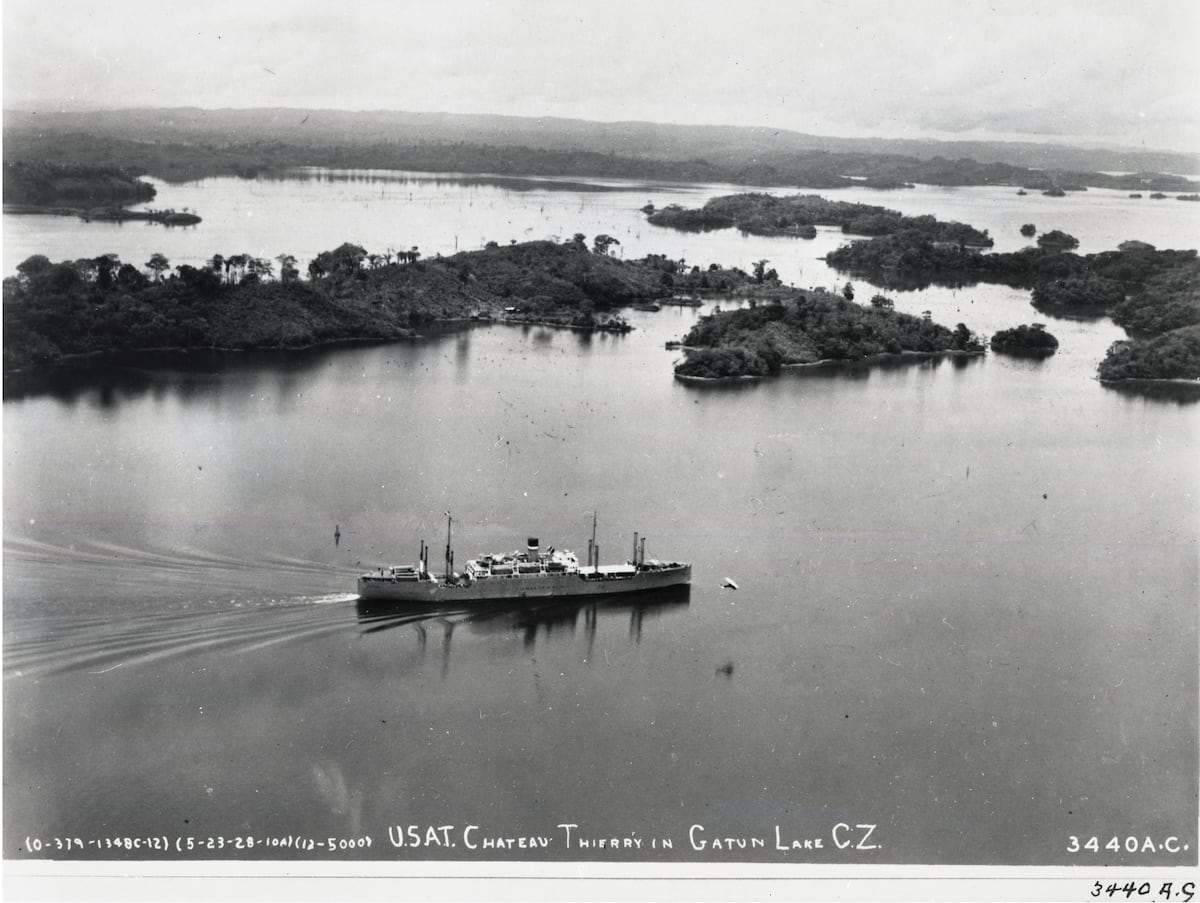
[2,172,1197,865]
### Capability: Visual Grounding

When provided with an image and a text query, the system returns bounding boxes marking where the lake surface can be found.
[3,171,1197,866]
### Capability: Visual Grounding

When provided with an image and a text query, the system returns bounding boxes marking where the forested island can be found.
[673,289,983,380]
[826,225,1200,381]
[629,188,1194,383]
[990,324,1059,355]
[647,193,992,246]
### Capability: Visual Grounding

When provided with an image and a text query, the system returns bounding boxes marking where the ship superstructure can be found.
[357,515,690,603]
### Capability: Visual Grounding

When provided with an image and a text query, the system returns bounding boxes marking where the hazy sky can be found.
[4,0,1198,152]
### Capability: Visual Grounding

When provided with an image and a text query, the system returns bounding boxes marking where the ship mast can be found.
[444,511,453,582]
[590,511,598,569]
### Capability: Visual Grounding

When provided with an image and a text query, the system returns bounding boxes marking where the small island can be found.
[990,323,1059,355]
[647,193,992,246]
[672,288,983,380]
[1036,230,1079,251]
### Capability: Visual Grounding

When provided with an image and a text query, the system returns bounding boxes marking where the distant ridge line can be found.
[5,106,1197,174]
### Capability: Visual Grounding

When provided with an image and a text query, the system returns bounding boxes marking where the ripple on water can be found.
[2,592,362,679]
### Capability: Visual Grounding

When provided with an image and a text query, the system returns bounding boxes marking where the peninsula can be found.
[2,238,668,374]
[2,161,200,225]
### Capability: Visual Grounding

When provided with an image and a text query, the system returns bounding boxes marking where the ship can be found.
[357,514,690,603]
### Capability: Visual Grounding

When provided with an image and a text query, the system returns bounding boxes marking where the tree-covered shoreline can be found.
[1,238,682,375]
[3,160,157,207]
[1098,325,1200,382]
[826,228,1200,381]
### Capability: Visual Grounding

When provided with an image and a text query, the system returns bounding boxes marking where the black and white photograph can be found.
[3,1,1198,899]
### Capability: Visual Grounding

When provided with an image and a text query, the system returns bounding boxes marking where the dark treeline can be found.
[7,107,1198,179]
[1100,257,1200,380]
[3,126,1195,193]
[1098,325,1200,381]
[3,160,156,206]
[827,229,1200,380]
[827,234,1196,302]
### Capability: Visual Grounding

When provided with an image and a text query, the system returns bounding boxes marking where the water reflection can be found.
[830,264,1034,294]
[1102,380,1200,405]
[355,584,691,669]
[674,352,983,392]
[990,347,1057,362]
[2,336,465,404]
[1028,303,1111,322]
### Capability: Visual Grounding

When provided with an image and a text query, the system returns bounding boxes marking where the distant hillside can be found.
[6,107,1198,175]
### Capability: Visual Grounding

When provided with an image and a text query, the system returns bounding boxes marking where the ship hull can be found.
[357,563,691,603]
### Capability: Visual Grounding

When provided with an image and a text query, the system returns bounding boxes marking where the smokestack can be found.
[527,537,539,559]
[632,532,638,563]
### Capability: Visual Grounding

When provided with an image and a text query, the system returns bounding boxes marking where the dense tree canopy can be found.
[1037,230,1079,251]
[991,323,1059,353]
[1098,325,1200,381]
[649,193,993,246]
[674,289,982,379]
